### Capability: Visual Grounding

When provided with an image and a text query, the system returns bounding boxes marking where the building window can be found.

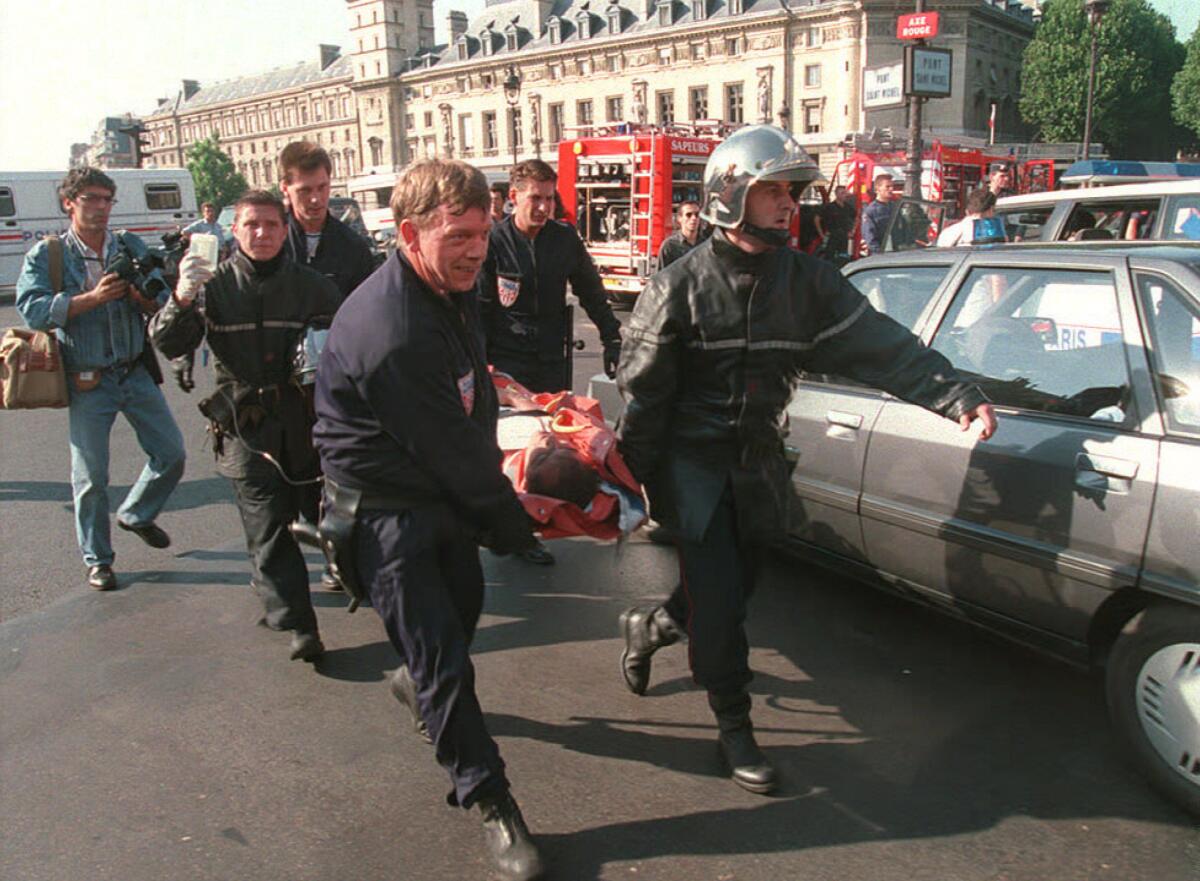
[606,95,624,122]
[424,111,433,128]
[548,63,562,81]
[549,103,564,143]
[689,42,705,62]
[806,26,822,47]
[728,0,741,12]
[369,137,383,166]
[375,61,381,76]
[608,8,621,33]
[405,113,415,130]
[657,1,672,27]
[657,90,675,125]
[805,64,821,88]
[725,36,742,56]
[342,97,351,117]
[481,72,494,88]
[549,18,561,44]
[691,0,705,21]
[606,54,621,73]
[331,151,342,178]
[578,58,592,76]
[483,111,498,151]
[658,46,673,66]
[577,12,592,39]
[689,86,708,119]
[804,102,821,134]
[328,99,336,119]
[459,116,474,154]
[262,158,274,183]
[345,149,356,175]
[505,29,518,51]
[725,83,744,123]
[481,29,494,56]
[457,39,469,61]
[577,99,593,126]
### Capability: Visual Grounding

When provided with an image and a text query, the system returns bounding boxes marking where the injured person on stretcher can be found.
[492,372,646,540]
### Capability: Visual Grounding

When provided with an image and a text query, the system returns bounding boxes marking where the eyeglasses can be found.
[75,194,117,205]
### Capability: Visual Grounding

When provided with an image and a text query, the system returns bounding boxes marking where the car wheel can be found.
[1105,603,1200,817]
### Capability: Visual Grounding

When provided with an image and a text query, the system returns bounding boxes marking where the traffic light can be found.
[117,119,151,168]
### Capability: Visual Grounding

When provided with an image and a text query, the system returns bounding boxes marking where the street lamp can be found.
[1081,0,1111,160]
[503,66,522,169]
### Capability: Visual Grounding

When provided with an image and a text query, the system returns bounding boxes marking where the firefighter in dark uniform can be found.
[312,160,544,881]
[151,189,341,663]
[480,158,623,394]
[279,141,375,304]
[657,199,708,269]
[616,126,998,794]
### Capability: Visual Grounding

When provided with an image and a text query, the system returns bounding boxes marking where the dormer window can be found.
[657,0,672,26]
[549,16,562,44]
[576,10,592,39]
[505,28,518,51]
[481,27,495,56]
[456,35,469,60]
[727,0,742,13]
[607,5,621,33]
[691,0,705,21]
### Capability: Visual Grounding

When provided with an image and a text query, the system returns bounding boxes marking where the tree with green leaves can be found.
[1020,0,1186,158]
[185,134,248,210]
[1172,25,1200,143]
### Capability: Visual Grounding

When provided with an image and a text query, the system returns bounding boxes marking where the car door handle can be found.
[1075,453,1138,480]
[826,411,863,430]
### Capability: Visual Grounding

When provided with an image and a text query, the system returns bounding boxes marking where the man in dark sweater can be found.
[312,160,544,881]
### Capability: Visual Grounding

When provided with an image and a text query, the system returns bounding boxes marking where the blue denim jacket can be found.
[16,231,168,373]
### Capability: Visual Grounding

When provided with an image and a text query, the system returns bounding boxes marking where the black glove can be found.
[171,352,195,393]
[602,339,622,380]
[480,508,538,556]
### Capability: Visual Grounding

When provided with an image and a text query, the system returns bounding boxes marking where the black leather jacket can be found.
[150,250,340,479]
[480,216,622,364]
[285,211,375,304]
[617,230,986,539]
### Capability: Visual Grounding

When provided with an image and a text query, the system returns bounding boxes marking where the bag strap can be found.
[45,235,64,293]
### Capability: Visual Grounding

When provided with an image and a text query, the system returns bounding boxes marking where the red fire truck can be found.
[557,124,731,304]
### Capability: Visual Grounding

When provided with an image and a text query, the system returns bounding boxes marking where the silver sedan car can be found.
[786,243,1200,817]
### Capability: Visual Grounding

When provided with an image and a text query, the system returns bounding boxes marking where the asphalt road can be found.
[1,300,1197,881]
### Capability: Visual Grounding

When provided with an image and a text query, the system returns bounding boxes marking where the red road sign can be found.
[897,12,939,40]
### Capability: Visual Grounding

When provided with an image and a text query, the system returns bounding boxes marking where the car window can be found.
[0,186,14,217]
[996,205,1053,242]
[1060,200,1160,242]
[846,265,951,331]
[1164,195,1200,241]
[932,267,1131,423]
[144,183,181,211]
[883,201,946,252]
[1135,272,1200,435]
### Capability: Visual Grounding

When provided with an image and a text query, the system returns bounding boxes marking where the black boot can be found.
[477,791,544,881]
[709,691,777,795]
[389,665,432,744]
[619,605,683,695]
[289,630,325,662]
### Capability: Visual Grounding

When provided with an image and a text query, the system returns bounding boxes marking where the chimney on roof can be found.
[448,11,469,40]
[182,79,200,100]
[319,44,341,70]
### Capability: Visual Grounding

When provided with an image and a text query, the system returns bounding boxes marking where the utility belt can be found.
[197,381,292,451]
[299,478,432,613]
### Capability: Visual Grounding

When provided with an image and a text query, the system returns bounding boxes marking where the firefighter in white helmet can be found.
[615,125,997,794]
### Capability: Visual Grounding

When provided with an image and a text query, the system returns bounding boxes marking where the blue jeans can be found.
[68,365,186,567]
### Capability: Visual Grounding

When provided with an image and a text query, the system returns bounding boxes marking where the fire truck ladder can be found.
[628,135,657,272]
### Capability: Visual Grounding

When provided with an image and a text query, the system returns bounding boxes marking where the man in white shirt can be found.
[937,190,998,247]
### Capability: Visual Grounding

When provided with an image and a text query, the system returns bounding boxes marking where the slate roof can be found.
[152,54,354,118]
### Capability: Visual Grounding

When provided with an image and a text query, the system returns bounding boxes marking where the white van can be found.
[0,168,197,297]
[994,179,1200,244]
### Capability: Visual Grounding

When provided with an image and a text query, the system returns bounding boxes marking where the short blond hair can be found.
[390,159,490,229]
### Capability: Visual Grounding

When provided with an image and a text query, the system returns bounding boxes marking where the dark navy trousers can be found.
[661,488,757,697]
[355,504,508,809]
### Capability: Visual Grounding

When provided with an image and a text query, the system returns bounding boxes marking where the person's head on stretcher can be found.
[524,432,599,508]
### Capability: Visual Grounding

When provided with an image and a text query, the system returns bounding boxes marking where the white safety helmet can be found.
[700,125,825,230]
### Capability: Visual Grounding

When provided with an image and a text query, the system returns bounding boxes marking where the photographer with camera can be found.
[151,189,340,663]
[15,167,186,592]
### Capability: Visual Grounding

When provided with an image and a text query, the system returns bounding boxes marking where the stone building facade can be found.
[138,0,1034,208]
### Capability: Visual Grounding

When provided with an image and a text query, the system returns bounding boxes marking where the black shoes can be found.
[289,631,325,662]
[519,540,555,566]
[389,665,432,744]
[618,605,683,695]
[709,691,778,795]
[477,791,544,881]
[87,564,117,591]
[117,519,171,549]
